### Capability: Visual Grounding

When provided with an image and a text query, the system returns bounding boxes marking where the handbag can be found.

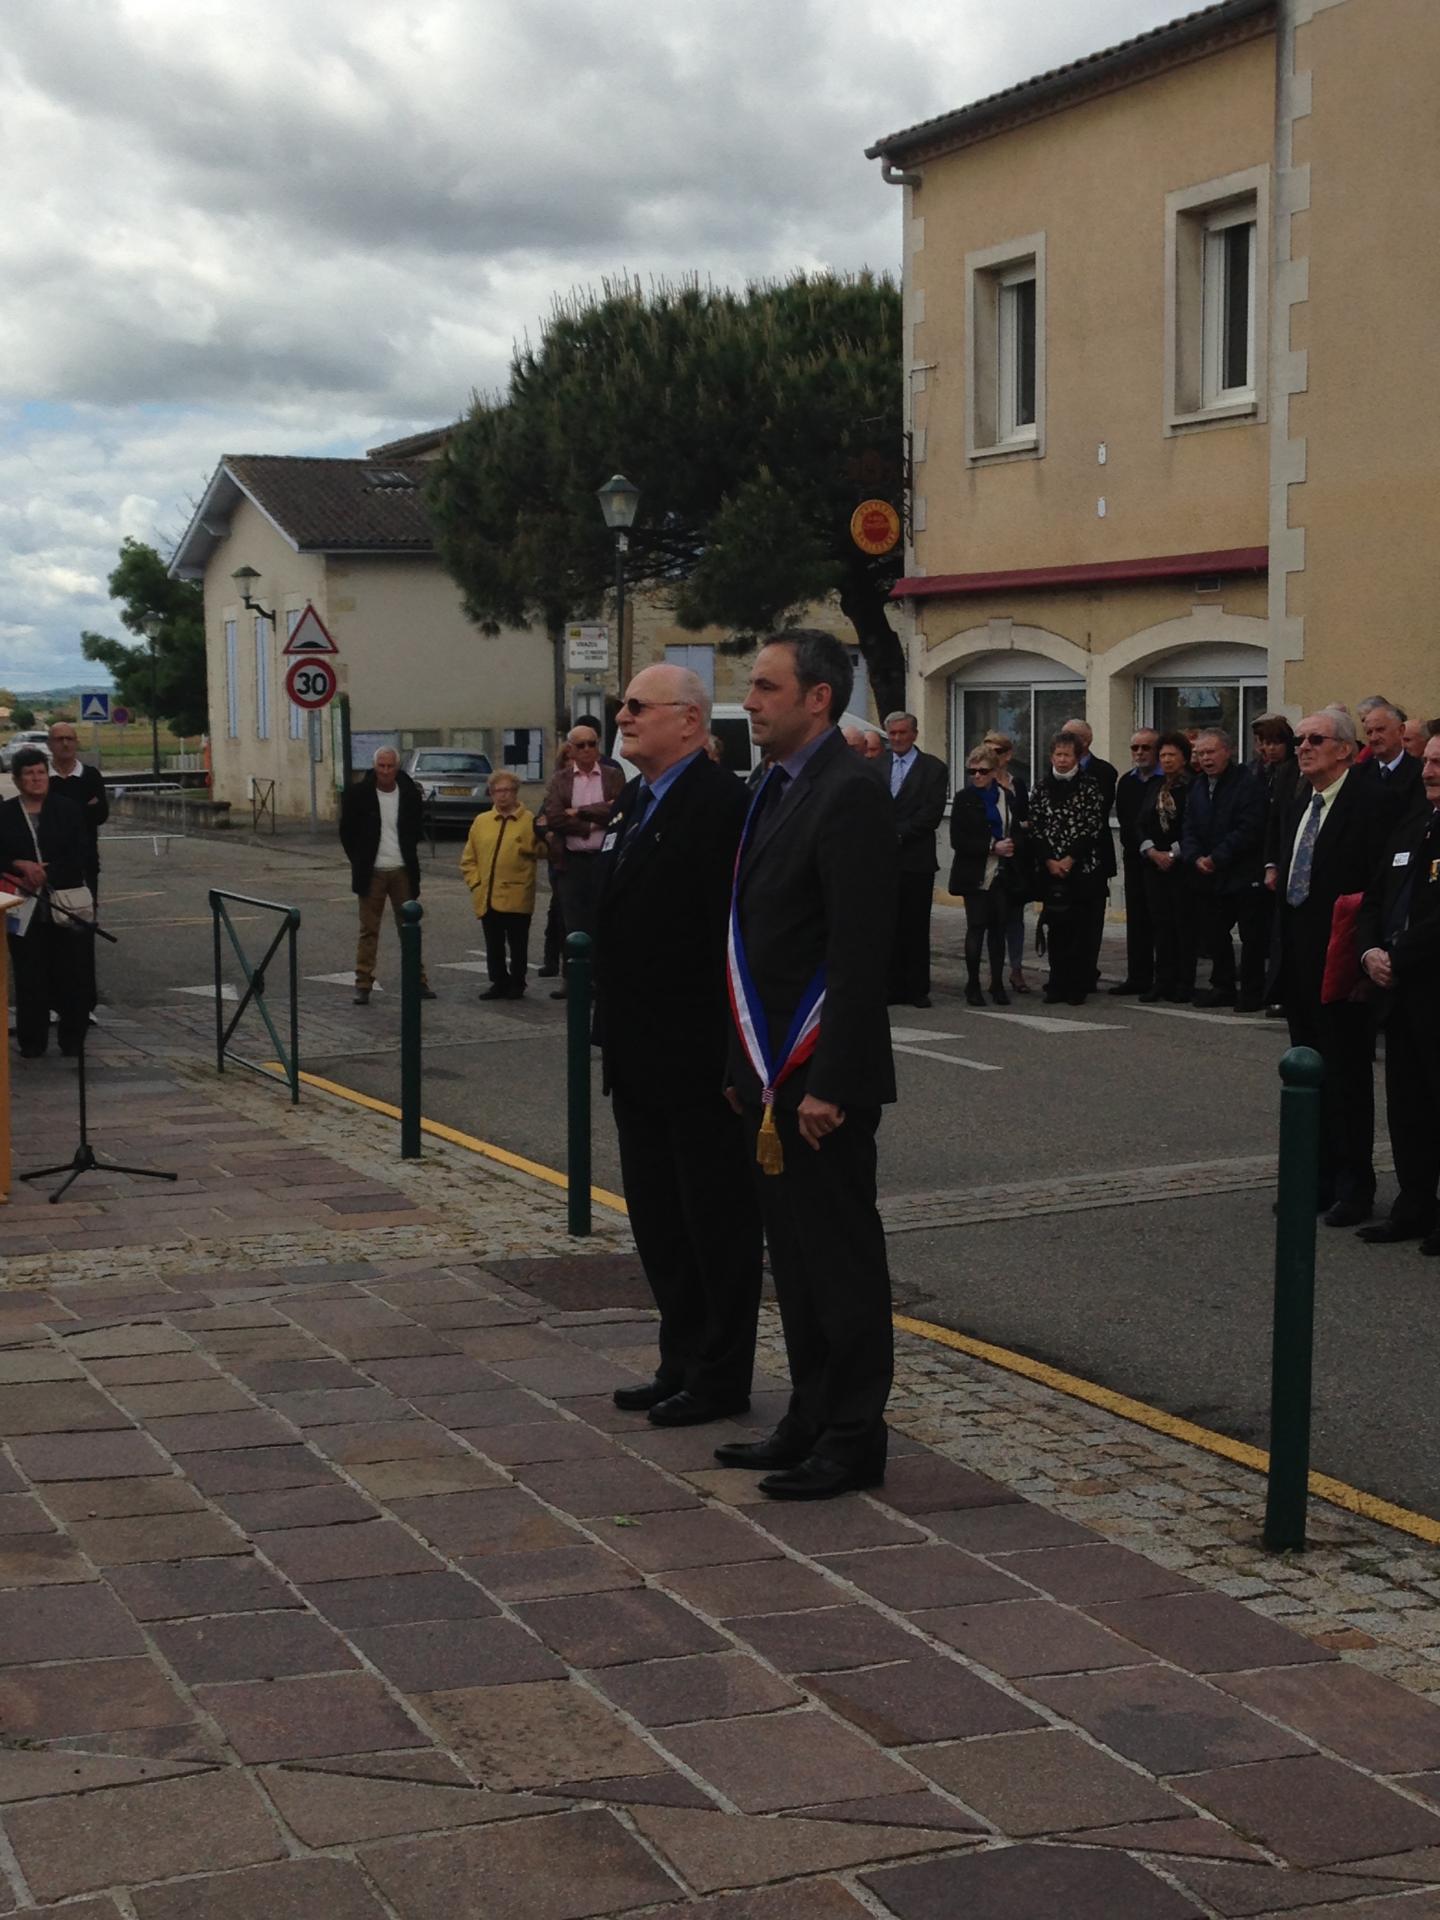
[50,885,95,930]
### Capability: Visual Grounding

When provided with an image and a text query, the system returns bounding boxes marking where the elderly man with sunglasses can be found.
[593,666,762,1426]
[1265,709,1384,1227]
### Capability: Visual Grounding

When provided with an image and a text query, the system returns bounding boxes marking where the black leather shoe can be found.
[910,995,932,1009]
[1235,994,1265,1013]
[1323,1198,1373,1229]
[759,1453,886,1501]
[1138,989,1164,1004]
[1420,1231,1440,1257]
[1193,989,1236,1009]
[648,1389,751,1428]
[612,1379,679,1412]
[419,986,438,1000]
[478,985,507,1000]
[1107,981,1140,996]
[1357,1220,1429,1245]
[714,1434,811,1471]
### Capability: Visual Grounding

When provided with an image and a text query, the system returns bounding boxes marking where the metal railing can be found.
[251,778,277,834]
[209,889,301,1103]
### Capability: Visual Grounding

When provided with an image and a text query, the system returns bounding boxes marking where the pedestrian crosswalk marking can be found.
[436,960,491,974]
[969,1012,1127,1034]
[307,972,385,991]
[172,984,238,1001]
[892,1043,1000,1072]
[1132,1004,1274,1029]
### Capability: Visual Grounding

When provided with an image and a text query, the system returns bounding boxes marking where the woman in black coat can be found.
[1,748,94,1057]
[984,730,1034,993]
[1135,731,1196,1004]
[1025,731,1107,1006]
[948,746,1027,1006]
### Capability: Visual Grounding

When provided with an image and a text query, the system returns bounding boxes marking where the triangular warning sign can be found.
[282,604,340,657]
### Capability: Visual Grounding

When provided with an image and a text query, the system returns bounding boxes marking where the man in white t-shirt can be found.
[338,747,435,1007]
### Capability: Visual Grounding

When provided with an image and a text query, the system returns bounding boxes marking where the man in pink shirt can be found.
[537,725,625,999]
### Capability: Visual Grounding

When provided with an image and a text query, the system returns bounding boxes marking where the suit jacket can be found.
[1356,800,1440,1010]
[593,754,748,1107]
[1083,755,1119,877]
[1266,772,1384,1004]
[47,764,109,886]
[1354,752,1424,831]
[1260,755,1304,871]
[727,729,897,1111]
[538,762,626,870]
[1180,762,1266,891]
[1115,768,1163,860]
[339,771,425,896]
[885,748,948,875]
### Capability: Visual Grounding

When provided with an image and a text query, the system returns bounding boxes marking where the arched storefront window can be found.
[1137,643,1268,747]
[947,650,1086,788]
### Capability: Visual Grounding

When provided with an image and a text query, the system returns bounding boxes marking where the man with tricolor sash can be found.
[718,630,898,1500]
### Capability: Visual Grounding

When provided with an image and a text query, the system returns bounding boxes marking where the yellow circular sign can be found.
[850,498,901,556]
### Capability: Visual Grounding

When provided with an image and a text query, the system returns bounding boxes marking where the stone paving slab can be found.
[9,1037,1440,1911]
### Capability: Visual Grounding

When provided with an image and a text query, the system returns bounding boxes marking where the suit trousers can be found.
[1083,886,1108,987]
[481,910,531,993]
[1282,971,1376,1209]
[612,1088,763,1400]
[1140,864,1196,999]
[742,1101,893,1466]
[889,870,933,1001]
[556,853,605,962]
[355,868,428,990]
[1120,853,1155,989]
[1381,994,1440,1230]
[8,922,92,1054]
[1198,880,1267,999]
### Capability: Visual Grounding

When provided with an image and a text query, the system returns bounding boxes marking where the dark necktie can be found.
[756,765,790,824]
[1286,794,1324,907]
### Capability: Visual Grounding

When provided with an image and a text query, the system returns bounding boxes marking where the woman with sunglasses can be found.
[948,746,1023,1005]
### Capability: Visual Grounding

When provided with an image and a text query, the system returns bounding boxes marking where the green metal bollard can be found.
[1264,1044,1325,1551]
[399,899,424,1160]
[565,931,593,1237]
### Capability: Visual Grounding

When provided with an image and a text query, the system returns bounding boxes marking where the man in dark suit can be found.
[338,747,435,1006]
[1357,734,1440,1252]
[718,631,898,1500]
[1182,728,1268,1009]
[883,711,947,1009]
[1356,701,1423,825]
[594,664,762,1427]
[1064,717,1118,987]
[1266,710,1383,1227]
[46,720,109,898]
[1111,728,1161,995]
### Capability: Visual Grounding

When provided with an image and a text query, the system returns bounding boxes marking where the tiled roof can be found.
[222,456,435,552]
[866,0,1274,162]
[365,425,457,461]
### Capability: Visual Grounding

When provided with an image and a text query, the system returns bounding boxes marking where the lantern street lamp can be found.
[139,611,164,782]
[595,474,641,693]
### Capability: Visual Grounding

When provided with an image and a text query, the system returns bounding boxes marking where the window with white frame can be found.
[286,610,305,738]
[254,615,272,741]
[224,619,239,737]
[966,234,1045,460]
[1166,169,1267,429]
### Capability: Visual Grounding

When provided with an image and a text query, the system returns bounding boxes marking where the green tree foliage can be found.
[81,538,208,737]
[428,273,907,714]
[11,705,35,730]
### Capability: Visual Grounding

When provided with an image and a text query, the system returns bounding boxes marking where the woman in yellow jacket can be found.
[460,770,542,999]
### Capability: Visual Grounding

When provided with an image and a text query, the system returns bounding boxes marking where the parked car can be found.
[403,748,494,831]
[0,730,53,771]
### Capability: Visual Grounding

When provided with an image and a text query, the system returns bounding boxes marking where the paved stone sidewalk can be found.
[6,1042,1440,1912]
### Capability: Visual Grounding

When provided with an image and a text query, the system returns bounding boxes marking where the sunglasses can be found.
[571,738,600,749]
[1296,732,1337,747]
[619,698,688,716]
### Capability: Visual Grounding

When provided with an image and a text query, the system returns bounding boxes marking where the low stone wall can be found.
[111,790,232,831]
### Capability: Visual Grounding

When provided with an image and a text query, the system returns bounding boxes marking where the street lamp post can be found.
[140,611,163,782]
[595,473,641,697]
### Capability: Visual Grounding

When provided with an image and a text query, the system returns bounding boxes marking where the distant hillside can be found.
[11,683,113,705]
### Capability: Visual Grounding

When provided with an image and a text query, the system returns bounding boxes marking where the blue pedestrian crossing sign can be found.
[79,693,111,722]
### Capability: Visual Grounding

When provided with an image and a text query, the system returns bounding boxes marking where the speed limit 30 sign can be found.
[285,658,338,709]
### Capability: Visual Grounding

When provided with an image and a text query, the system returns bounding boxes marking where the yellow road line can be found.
[893,1312,1440,1548]
[270,1063,1440,1548]
[277,1066,630,1215]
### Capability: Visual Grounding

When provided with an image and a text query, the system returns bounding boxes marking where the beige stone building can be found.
[171,440,553,821]
[867,0,1439,784]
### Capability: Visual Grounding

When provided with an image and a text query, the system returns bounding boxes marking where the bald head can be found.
[618,662,711,778]
[1062,718,1093,751]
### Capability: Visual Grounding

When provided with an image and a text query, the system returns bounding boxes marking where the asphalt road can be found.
[45,824,1440,1522]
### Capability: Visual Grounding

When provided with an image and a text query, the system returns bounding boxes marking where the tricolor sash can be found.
[727,768,825,1174]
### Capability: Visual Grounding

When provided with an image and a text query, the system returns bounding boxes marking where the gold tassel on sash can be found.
[756,1100,784,1176]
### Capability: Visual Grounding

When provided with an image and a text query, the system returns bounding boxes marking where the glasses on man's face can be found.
[619,698,687,716]
[572,739,599,751]
[1296,732,1336,748]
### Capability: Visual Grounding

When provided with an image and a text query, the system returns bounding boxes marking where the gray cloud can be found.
[0,0,1181,685]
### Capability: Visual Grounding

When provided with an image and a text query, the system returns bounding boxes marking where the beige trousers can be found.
[355,868,429,990]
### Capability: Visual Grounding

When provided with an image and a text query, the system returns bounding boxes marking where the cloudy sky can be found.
[1,0,1182,690]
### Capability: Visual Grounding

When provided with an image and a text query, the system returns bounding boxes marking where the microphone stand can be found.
[7,878,179,1203]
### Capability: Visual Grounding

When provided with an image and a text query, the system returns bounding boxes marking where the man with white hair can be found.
[595,664,762,1426]
[883,710,948,1008]
[338,746,435,1007]
[1356,700,1422,820]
